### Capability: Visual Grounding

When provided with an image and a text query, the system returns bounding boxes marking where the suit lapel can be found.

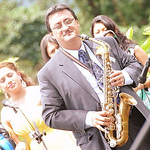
[59,50,100,103]
[84,40,119,70]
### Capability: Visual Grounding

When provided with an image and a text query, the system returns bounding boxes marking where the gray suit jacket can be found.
[38,36,150,150]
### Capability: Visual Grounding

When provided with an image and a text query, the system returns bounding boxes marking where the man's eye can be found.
[65,20,71,25]
[65,18,74,25]
[54,24,61,29]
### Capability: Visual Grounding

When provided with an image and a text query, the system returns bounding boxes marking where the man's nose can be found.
[61,22,69,30]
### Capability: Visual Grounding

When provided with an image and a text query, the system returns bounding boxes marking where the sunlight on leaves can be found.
[143,27,150,36]
[126,27,133,40]
[141,38,150,51]
[1,57,19,63]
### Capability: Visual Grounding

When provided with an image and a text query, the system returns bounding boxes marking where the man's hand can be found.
[110,70,124,87]
[92,111,113,133]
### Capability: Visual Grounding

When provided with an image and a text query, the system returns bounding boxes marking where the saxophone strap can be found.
[60,47,94,74]
[60,46,104,92]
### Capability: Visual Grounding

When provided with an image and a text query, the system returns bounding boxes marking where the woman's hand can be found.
[133,83,144,92]
[15,142,29,150]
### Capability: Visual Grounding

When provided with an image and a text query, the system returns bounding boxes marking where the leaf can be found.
[126,27,133,40]
[141,38,150,51]
[143,27,150,35]
[2,57,19,63]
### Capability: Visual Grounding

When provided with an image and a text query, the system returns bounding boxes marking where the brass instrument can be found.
[78,34,137,148]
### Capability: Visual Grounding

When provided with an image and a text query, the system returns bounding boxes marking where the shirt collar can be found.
[62,42,85,59]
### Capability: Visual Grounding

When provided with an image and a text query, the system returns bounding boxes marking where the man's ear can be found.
[50,32,56,40]
[76,20,80,27]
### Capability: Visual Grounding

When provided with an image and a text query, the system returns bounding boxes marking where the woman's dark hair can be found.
[45,4,78,33]
[90,15,136,52]
[40,34,59,63]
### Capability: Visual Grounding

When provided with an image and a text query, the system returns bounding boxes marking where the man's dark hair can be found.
[45,4,78,33]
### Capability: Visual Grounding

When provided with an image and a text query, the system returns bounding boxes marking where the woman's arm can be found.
[134,45,150,73]
[134,80,150,92]
[133,45,150,91]
[1,107,29,150]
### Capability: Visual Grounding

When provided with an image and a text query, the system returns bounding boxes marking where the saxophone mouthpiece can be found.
[78,34,89,40]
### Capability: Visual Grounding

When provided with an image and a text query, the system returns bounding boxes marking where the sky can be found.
[12,0,36,7]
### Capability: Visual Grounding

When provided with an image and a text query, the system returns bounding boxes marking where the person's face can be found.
[93,22,113,38]
[49,9,80,49]
[0,67,21,93]
[47,42,58,58]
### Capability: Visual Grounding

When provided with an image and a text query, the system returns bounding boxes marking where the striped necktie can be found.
[78,49,104,88]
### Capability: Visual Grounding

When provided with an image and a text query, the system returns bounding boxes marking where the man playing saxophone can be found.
[38,4,150,150]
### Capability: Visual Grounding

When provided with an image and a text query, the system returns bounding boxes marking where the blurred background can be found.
[0,0,150,111]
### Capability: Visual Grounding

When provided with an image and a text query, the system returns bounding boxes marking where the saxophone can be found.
[78,34,137,148]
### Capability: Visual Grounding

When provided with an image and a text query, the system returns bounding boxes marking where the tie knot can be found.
[78,49,86,56]
[78,49,90,68]
[78,50,88,61]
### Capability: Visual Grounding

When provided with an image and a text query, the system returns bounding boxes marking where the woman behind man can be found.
[40,34,59,64]
[90,15,150,91]
[0,61,80,150]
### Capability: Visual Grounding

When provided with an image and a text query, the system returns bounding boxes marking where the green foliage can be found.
[126,27,133,40]
[126,26,150,53]
[0,0,150,76]
[141,38,150,52]
[74,0,150,27]
[141,27,150,53]
[143,27,150,35]
[0,1,47,67]
[1,57,19,63]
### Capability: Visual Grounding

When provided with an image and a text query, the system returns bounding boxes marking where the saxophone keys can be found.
[109,108,114,114]
[109,139,117,148]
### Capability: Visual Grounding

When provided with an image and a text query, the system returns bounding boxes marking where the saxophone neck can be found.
[78,34,111,51]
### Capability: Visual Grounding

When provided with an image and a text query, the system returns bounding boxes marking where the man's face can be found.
[49,9,80,49]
